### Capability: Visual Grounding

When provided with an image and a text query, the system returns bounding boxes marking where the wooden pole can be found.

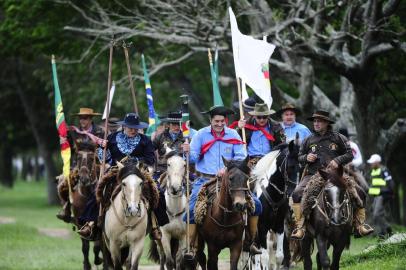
[100,40,114,179]
[236,76,246,143]
[123,41,139,114]
[185,137,190,253]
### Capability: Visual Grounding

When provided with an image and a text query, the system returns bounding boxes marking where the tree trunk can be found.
[0,141,14,187]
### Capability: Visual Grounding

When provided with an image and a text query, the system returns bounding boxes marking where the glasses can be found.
[256,116,268,120]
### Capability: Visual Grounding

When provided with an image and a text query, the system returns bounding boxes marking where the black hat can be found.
[117,113,149,129]
[307,110,335,124]
[202,105,235,117]
[162,111,182,123]
[275,103,301,117]
[233,97,257,112]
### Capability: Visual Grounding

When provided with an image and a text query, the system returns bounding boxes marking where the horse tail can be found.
[291,239,303,262]
[148,239,160,263]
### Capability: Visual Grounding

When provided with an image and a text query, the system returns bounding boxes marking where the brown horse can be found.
[193,157,251,270]
[70,150,103,270]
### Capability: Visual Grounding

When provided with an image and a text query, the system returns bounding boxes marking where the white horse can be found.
[154,154,187,270]
[104,163,148,270]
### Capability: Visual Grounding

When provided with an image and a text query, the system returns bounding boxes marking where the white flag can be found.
[229,7,275,108]
[102,81,116,120]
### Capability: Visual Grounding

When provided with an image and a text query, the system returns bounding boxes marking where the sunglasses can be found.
[256,116,268,120]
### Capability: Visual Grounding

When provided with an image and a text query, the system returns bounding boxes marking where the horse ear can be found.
[318,169,330,180]
[116,161,124,170]
[288,140,295,152]
[222,156,229,167]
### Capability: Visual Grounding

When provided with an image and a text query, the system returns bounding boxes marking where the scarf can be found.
[200,129,245,157]
[228,121,275,141]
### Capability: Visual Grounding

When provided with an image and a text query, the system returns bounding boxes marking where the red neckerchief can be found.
[244,123,275,141]
[200,129,245,157]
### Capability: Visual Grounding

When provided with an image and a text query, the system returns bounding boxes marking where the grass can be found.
[0,180,405,269]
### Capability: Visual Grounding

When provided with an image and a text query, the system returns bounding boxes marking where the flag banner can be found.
[51,55,71,177]
[208,48,224,106]
[102,81,115,120]
[181,96,190,138]
[142,54,157,136]
[229,7,275,108]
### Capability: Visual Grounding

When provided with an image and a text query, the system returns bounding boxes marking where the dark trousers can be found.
[292,175,312,203]
[79,192,99,225]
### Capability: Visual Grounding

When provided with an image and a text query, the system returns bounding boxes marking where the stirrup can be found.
[357,223,374,237]
[291,227,305,240]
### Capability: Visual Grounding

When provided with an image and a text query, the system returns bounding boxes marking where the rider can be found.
[78,113,164,240]
[275,103,311,143]
[182,105,263,259]
[237,103,285,254]
[56,107,104,223]
[291,110,373,239]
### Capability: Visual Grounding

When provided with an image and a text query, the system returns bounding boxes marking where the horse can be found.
[190,156,276,270]
[103,162,150,270]
[294,166,353,270]
[69,150,103,270]
[149,153,187,270]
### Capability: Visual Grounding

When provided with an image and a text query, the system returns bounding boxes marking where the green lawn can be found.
[0,180,404,269]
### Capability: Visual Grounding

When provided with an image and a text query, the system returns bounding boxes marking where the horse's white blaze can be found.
[330,186,340,222]
[275,232,284,266]
[123,175,143,216]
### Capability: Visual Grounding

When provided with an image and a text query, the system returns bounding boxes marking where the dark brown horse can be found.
[70,150,103,270]
[193,157,251,270]
[295,166,353,270]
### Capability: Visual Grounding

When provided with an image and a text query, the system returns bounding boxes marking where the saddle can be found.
[194,177,255,225]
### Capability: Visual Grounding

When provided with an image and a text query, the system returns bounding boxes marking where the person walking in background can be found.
[339,127,363,169]
[367,154,394,238]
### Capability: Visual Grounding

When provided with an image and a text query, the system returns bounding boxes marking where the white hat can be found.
[367,154,382,164]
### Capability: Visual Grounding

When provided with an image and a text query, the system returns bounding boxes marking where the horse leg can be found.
[282,233,291,269]
[102,235,114,270]
[94,239,103,265]
[315,235,330,270]
[110,242,123,270]
[176,235,186,270]
[275,232,284,268]
[230,241,243,270]
[81,238,91,270]
[302,237,312,270]
[129,239,145,270]
[196,237,206,270]
[206,243,220,270]
[330,244,345,270]
[161,233,175,270]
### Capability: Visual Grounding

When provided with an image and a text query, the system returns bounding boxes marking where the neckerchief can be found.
[200,129,244,158]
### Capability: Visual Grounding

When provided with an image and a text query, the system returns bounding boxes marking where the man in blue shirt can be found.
[182,105,263,259]
[275,103,311,143]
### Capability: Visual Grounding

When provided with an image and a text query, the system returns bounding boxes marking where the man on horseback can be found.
[275,103,311,143]
[291,110,373,240]
[56,107,104,223]
[182,105,263,260]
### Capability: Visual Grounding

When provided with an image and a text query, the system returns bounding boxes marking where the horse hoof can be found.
[95,256,103,265]
[83,262,91,270]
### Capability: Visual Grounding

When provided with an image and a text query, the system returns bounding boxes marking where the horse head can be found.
[76,150,96,186]
[222,156,251,212]
[319,166,351,226]
[166,152,186,197]
[118,162,145,217]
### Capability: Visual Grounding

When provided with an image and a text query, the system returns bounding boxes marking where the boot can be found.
[354,208,374,237]
[56,202,71,223]
[150,212,162,240]
[78,221,95,238]
[183,224,197,261]
[291,203,305,240]
[247,216,262,255]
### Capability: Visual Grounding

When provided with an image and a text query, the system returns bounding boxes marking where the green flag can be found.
[208,48,224,106]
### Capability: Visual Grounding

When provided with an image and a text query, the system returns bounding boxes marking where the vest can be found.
[368,168,386,196]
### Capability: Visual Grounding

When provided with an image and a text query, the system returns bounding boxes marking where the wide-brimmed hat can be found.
[233,97,257,112]
[162,111,182,123]
[275,103,300,117]
[117,113,149,129]
[72,108,101,117]
[248,103,275,116]
[202,105,235,117]
[307,110,335,124]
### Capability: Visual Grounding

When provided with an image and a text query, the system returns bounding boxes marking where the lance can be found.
[181,94,191,253]
[122,41,139,114]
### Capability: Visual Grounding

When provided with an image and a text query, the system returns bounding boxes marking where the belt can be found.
[198,172,216,178]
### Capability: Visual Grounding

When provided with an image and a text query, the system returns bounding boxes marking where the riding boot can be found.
[78,221,95,238]
[291,203,305,240]
[56,202,71,223]
[183,224,197,261]
[248,216,262,255]
[354,208,374,237]
[150,212,162,241]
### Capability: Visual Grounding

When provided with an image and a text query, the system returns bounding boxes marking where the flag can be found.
[180,95,190,138]
[229,7,275,108]
[141,54,158,136]
[51,55,71,177]
[208,48,224,106]
[102,81,115,120]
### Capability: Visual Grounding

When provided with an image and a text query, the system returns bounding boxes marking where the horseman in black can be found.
[291,110,373,239]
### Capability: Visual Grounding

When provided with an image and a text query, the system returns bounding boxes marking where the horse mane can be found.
[251,150,280,181]
[165,150,180,160]
[319,166,347,189]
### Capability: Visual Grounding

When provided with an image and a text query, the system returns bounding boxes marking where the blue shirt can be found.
[247,128,271,157]
[189,126,246,175]
[281,122,311,143]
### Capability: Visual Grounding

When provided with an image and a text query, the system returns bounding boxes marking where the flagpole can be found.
[100,40,114,179]
[122,41,139,114]
[236,76,246,143]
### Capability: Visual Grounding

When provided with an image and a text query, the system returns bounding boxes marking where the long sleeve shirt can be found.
[247,128,271,157]
[189,126,247,175]
[281,122,311,143]
[349,141,363,168]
